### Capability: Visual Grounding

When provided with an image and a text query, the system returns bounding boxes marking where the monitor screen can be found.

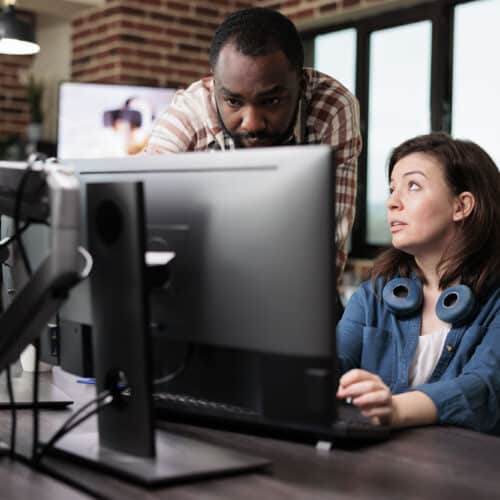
[57,82,176,159]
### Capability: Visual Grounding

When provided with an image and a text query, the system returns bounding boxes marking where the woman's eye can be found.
[408,181,420,191]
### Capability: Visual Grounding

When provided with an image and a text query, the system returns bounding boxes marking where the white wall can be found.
[31,16,72,142]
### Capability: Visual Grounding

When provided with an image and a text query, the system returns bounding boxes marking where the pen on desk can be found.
[77,377,96,384]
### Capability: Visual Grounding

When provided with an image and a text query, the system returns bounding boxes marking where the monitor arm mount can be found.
[0,158,86,374]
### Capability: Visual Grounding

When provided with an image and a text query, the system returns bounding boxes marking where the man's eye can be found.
[263,97,281,106]
[225,98,242,107]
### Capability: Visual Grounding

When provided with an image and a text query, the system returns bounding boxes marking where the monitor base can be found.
[0,371,73,409]
[50,428,271,487]
[0,440,9,455]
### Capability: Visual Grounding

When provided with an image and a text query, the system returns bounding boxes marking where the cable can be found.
[77,246,93,279]
[5,366,16,459]
[0,221,32,250]
[31,339,40,459]
[33,389,114,464]
[1,178,37,458]
[11,163,43,463]
[13,165,34,277]
[7,161,92,463]
[6,163,36,460]
[153,344,194,386]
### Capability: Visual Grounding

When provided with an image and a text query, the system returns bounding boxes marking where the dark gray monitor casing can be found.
[63,145,336,358]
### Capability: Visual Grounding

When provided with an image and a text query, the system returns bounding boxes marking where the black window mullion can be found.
[431,2,454,133]
[350,24,371,259]
[302,0,463,260]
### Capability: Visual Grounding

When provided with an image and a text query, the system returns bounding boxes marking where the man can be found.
[145,7,362,282]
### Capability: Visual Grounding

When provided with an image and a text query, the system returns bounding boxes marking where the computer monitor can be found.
[7,146,337,421]
[57,82,176,159]
[62,144,337,425]
[0,160,272,483]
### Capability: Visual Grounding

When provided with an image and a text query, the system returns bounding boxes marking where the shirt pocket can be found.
[361,326,395,387]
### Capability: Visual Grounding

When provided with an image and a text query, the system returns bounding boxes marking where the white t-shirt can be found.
[409,327,450,388]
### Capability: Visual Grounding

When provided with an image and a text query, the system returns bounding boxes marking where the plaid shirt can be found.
[145,68,362,281]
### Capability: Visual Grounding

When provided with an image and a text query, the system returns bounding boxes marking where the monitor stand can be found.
[48,181,270,486]
[0,370,73,409]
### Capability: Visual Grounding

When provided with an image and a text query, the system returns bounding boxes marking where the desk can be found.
[0,369,499,500]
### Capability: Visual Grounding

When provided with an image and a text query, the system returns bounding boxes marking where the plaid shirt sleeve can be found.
[144,79,219,153]
[305,71,362,283]
[144,91,196,153]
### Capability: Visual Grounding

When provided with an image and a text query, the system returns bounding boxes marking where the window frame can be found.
[302,0,484,259]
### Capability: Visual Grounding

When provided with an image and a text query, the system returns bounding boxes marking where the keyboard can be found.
[153,392,260,418]
[153,391,390,443]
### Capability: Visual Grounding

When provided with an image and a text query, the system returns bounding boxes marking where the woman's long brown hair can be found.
[371,132,500,299]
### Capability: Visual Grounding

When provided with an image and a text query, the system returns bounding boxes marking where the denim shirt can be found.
[337,276,500,434]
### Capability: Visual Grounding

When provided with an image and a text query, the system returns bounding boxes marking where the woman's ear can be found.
[453,191,475,222]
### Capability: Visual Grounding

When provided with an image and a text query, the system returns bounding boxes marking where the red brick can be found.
[177,42,204,53]
[154,12,176,23]
[195,6,219,17]
[289,8,315,20]
[319,2,340,13]
[166,0,187,11]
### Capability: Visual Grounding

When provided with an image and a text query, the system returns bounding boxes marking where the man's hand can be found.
[336,369,394,426]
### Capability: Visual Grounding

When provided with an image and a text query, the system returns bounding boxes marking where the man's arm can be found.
[320,91,362,282]
[144,89,200,154]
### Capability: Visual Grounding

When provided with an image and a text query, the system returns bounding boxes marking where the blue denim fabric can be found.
[337,276,500,434]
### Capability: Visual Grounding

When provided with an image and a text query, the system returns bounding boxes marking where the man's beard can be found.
[215,97,300,148]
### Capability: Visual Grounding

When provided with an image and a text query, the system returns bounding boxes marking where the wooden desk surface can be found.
[0,369,499,500]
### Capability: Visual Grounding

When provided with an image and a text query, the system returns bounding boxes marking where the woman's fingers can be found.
[337,379,384,399]
[336,369,393,426]
[352,389,392,409]
[338,368,380,388]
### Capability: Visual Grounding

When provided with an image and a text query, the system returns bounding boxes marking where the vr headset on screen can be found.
[103,108,142,128]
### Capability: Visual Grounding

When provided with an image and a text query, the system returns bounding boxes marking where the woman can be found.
[337,132,500,433]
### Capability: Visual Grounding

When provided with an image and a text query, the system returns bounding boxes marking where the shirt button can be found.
[446,344,454,352]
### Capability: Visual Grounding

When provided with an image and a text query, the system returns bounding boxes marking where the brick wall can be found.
[71,0,253,86]
[0,10,36,142]
[70,0,398,87]
[255,0,388,23]
[0,55,33,138]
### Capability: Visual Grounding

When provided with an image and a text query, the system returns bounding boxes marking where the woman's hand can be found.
[336,369,394,426]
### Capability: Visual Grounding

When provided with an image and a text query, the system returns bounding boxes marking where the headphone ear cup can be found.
[436,285,475,324]
[382,278,423,316]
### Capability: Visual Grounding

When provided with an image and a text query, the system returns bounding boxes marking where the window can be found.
[314,28,356,94]
[367,21,431,245]
[452,0,500,165]
[305,0,497,258]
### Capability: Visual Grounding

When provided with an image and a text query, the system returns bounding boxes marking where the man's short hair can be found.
[209,8,304,73]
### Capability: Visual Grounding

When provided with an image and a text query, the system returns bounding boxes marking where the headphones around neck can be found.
[382,277,475,325]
